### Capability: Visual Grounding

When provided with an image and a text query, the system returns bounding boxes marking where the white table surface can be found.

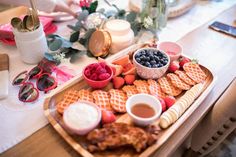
[0,0,236,153]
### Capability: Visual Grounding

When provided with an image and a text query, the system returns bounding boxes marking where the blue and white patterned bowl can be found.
[133,47,170,79]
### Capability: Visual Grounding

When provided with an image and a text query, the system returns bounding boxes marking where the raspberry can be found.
[84,69,91,78]
[96,65,107,74]
[99,73,110,80]
[90,73,98,81]
[99,62,106,68]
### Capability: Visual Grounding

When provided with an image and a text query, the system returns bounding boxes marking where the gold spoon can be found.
[25,14,35,31]
[30,0,40,30]
[11,17,23,31]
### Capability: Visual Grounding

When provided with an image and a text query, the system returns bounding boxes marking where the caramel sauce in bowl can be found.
[126,94,162,127]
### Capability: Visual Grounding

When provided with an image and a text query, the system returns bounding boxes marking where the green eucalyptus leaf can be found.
[44,53,55,61]
[70,31,80,42]
[88,1,98,14]
[118,9,126,18]
[105,10,117,18]
[67,25,79,31]
[126,12,137,23]
[49,38,63,51]
[70,53,80,63]
[86,50,94,58]
[77,10,89,21]
[61,39,72,48]
[131,22,142,36]
[97,8,105,14]
[79,38,86,46]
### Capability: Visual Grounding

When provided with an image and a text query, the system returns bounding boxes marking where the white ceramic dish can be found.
[126,94,162,126]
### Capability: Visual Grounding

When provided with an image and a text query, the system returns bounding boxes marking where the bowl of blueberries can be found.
[133,47,170,79]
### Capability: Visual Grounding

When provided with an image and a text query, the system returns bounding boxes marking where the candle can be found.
[104,19,134,54]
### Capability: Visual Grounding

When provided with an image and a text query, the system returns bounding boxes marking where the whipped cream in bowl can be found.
[63,101,101,135]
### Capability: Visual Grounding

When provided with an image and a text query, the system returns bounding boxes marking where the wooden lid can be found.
[88,30,111,57]
[0,54,9,71]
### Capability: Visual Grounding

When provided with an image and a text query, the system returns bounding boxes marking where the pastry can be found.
[122,85,138,97]
[56,90,80,114]
[167,73,191,90]
[147,79,166,98]
[78,89,94,102]
[158,77,182,96]
[92,90,113,111]
[183,62,207,83]
[109,89,127,113]
[159,83,204,129]
[133,80,150,94]
[175,70,196,85]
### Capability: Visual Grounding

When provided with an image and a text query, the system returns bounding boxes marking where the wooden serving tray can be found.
[43,43,216,157]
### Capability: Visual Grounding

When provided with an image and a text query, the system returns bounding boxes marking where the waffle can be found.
[56,90,80,114]
[167,73,191,90]
[175,70,196,85]
[133,80,150,94]
[122,85,138,98]
[92,90,113,111]
[158,77,182,96]
[183,62,207,83]
[109,89,127,113]
[147,79,166,98]
[78,89,94,102]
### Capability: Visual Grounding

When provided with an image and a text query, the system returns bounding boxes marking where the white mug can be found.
[13,23,48,64]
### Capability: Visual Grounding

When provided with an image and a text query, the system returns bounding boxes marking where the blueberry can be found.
[149,55,154,60]
[154,56,160,61]
[135,53,141,58]
[141,51,146,55]
[145,62,151,67]
[136,58,141,63]
[146,56,150,61]
[150,60,156,65]
[140,56,145,61]
[153,51,158,56]
[153,64,158,68]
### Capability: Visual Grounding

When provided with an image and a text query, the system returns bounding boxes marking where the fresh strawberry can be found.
[164,96,176,108]
[122,63,136,75]
[90,73,98,81]
[124,75,135,85]
[179,57,191,68]
[101,110,116,124]
[112,77,125,89]
[168,61,180,72]
[98,73,110,80]
[158,97,166,112]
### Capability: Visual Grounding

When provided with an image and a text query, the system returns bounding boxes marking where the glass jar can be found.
[141,0,168,32]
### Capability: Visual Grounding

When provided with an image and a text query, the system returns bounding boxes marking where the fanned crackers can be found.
[133,80,150,94]
[183,62,207,83]
[175,70,196,85]
[159,83,204,129]
[158,77,182,96]
[78,89,94,102]
[109,89,127,113]
[122,85,138,97]
[92,90,113,111]
[167,73,191,90]
[56,90,80,114]
[147,79,166,98]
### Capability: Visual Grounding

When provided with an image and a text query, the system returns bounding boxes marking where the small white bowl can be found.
[63,101,101,135]
[126,94,162,126]
[133,47,170,79]
[158,41,182,62]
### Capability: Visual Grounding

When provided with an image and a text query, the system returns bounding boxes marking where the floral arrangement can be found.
[45,0,163,64]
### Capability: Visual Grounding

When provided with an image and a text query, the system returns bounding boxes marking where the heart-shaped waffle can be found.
[92,90,113,111]
[56,90,80,114]
[175,70,196,85]
[133,80,150,94]
[167,73,191,90]
[78,89,94,102]
[158,77,182,96]
[183,62,207,83]
[109,89,127,113]
[147,79,166,98]
[122,85,138,97]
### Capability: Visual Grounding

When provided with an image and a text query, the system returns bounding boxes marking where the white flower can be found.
[53,53,66,62]
[143,16,153,28]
